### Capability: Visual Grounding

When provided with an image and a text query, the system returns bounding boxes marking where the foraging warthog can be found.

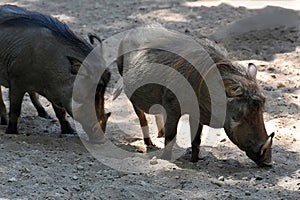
[117,27,274,166]
[0,5,110,141]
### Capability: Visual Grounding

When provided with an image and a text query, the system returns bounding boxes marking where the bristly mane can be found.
[0,5,92,55]
[216,60,253,80]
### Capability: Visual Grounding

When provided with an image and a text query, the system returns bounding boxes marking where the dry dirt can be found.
[0,0,299,199]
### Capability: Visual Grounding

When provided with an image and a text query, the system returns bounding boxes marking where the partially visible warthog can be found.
[117,27,274,167]
[0,88,52,123]
[0,5,110,141]
[0,87,77,134]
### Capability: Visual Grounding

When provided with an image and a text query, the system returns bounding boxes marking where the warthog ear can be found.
[248,63,257,79]
[67,56,82,75]
[223,79,244,97]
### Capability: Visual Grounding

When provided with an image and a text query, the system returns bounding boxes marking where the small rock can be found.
[175,189,183,195]
[220,138,226,142]
[267,67,275,72]
[217,164,223,168]
[72,175,78,180]
[77,165,84,171]
[212,180,225,187]
[250,178,256,186]
[184,29,190,33]
[270,74,276,79]
[8,177,17,182]
[277,82,286,88]
[73,186,80,191]
[160,193,165,198]
[174,161,183,165]
[150,156,158,165]
[21,167,31,174]
[218,176,225,181]
[245,191,251,196]
[255,176,264,181]
[40,178,48,185]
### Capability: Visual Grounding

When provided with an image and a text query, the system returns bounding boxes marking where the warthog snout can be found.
[249,132,275,167]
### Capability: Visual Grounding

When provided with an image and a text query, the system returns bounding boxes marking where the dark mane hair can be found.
[0,5,92,55]
[216,60,254,80]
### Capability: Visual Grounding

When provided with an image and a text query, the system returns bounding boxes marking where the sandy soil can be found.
[0,0,299,199]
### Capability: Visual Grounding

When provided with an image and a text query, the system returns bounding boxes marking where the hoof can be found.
[190,156,199,163]
[1,117,8,125]
[5,128,18,135]
[61,127,77,135]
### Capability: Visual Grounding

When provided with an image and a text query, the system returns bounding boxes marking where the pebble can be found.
[184,29,190,33]
[73,186,80,191]
[150,156,158,165]
[72,175,78,180]
[245,191,251,196]
[277,82,286,88]
[212,180,225,187]
[218,176,225,181]
[217,164,223,168]
[77,165,84,171]
[8,177,17,182]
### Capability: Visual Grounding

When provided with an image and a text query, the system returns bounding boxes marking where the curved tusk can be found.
[260,132,274,156]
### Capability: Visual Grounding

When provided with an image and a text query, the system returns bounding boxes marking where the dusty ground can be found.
[0,0,299,199]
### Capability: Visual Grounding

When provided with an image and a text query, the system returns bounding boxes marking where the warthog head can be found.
[221,62,274,167]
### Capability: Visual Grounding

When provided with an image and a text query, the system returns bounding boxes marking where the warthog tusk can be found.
[260,132,275,156]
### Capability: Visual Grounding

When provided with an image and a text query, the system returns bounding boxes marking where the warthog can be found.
[0,89,53,123]
[0,5,110,141]
[117,27,274,167]
[0,88,77,134]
